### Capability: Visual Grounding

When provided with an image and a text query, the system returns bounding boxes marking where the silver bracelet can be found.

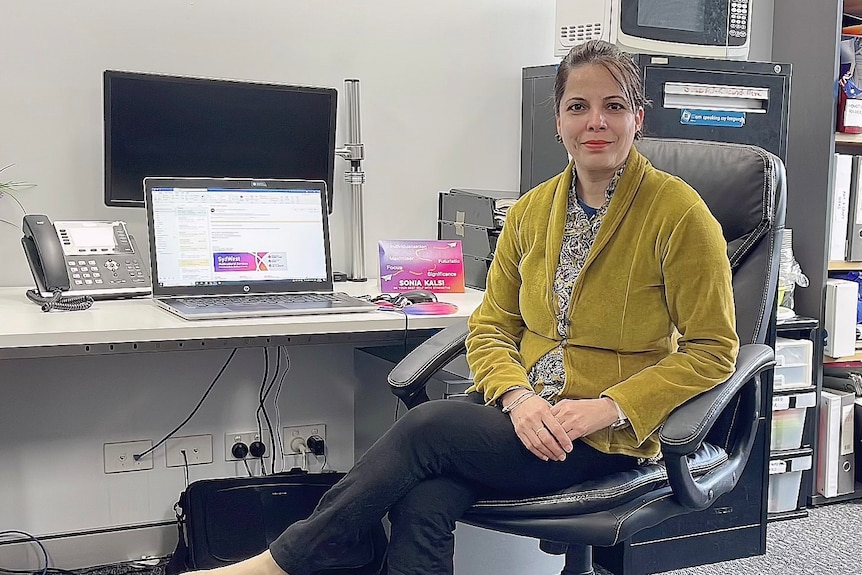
[501,390,536,414]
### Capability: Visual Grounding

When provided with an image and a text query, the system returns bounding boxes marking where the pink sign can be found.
[378,240,465,293]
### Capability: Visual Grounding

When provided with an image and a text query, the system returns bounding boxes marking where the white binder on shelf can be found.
[824,279,858,359]
[830,153,852,261]
[848,155,862,261]
[817,390,856,498]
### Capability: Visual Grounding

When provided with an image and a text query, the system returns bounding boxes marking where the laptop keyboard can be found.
[176,293,351,308]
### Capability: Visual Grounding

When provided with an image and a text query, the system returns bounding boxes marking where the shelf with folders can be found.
[827,150,862,267]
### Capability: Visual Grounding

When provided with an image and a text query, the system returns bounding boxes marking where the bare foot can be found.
[185,550,289,575]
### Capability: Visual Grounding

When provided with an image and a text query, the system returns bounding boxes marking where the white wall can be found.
[0,0,555,287]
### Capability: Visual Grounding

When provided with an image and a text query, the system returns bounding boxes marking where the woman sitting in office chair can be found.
[186,40,738,575]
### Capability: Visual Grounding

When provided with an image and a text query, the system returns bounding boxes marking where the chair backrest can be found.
[390,138,786,417]
[635,138,786,347]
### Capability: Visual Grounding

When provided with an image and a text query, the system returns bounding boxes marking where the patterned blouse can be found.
[526,164,626,402]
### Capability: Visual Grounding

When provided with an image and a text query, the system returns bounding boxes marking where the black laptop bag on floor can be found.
[165,470,386,575]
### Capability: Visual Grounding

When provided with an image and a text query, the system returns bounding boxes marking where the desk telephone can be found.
[22,215,151,310]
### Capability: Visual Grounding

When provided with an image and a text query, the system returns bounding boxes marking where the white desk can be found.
[0,284,484,358]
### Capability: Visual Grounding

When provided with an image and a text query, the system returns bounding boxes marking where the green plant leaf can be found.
[0,164,36,194]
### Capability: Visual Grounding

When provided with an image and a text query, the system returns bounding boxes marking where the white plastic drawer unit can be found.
[768,453,813,513]
[774,337,814,390]
[770,391,817,451]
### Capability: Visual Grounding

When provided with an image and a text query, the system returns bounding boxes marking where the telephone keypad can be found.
[79,256,147,289]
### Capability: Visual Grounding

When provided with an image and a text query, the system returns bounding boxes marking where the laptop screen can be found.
[144,178,334,297]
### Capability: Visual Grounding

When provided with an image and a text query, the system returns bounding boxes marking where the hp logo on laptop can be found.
[243,285,250,292]
[251,181,267,187]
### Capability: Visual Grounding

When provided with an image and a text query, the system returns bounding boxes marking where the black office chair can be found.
[388,138,785,575]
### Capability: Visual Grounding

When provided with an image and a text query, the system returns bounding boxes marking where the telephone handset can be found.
[22,215,70,292]
[21,215,151,311]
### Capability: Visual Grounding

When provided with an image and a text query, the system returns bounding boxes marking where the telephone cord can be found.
[25,289,94,312]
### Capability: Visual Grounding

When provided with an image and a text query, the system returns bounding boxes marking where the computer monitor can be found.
[103,70,338,212]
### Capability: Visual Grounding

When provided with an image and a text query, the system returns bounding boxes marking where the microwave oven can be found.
[554,0,751,61]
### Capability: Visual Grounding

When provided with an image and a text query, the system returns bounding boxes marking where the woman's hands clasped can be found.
[503,390,620,461]
[504,392,571,461]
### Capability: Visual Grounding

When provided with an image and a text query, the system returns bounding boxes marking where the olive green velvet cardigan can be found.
[465,145,739,459]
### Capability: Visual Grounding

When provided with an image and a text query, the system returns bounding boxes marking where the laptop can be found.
[143,177,377,320]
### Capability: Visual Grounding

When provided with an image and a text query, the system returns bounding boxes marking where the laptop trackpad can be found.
[278,302,334,310]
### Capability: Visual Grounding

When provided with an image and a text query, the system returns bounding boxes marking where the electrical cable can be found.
[273,346,285,472]
[243,459,254,478]
[0,530,49,575]
[262,348,280,471]
[273,345,291,472]
[25,289,94,312]
[256,347,271,475]
[256,347,279,475]
[134,348,238,461]
[180,450,190,489]
[259,345,289,472]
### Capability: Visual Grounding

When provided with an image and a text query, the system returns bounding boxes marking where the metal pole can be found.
[335,79,367,281]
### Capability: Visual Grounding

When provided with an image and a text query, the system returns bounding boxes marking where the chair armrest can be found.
[388,319,470,409]
[659,343,775,510]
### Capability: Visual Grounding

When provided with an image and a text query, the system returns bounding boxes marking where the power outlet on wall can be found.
[225,431,271,461]
[104,440,154,474]
[166,434,213,467]
[283,423,327,455]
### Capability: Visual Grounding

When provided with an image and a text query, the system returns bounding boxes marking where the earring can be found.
[555,134,563,143]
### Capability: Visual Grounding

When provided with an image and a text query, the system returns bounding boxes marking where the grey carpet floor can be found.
[596,500,862,575]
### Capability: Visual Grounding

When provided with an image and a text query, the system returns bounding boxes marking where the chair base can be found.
[561,545,594,575]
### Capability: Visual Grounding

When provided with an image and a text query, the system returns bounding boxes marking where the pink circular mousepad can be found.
[402,302,459,315]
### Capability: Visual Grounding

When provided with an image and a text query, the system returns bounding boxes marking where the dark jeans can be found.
[269,399,639,575]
